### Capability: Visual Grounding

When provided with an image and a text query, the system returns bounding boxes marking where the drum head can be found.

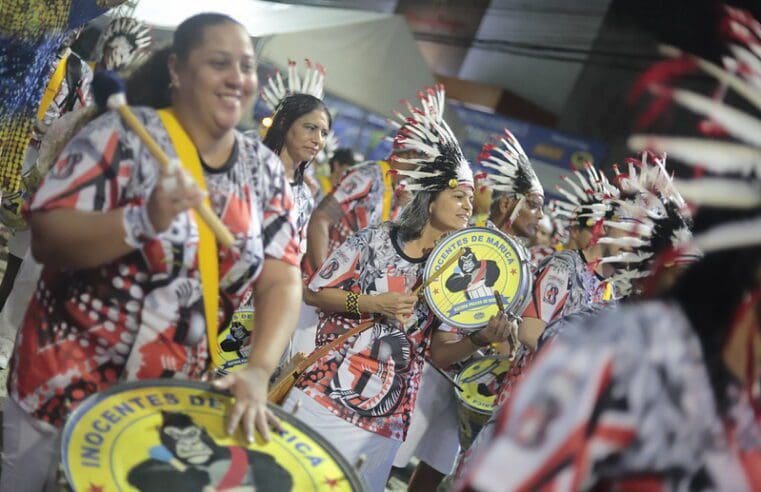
[214,307,255,374]
[61,379,365,491]
[454,356,511,414]
[423,227,532,332]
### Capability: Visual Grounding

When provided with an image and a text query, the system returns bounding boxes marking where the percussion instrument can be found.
[61,379,366,491]
[422,227,532,333]
[214,306,255,375]
[453,355,511,449]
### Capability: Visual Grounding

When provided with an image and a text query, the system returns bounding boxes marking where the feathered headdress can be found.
[552,162,619,231]
[598,152,696,295]
[94,17,151,72]
[477,128,544,226]
[628,5,761,255]
[388,84,473,191]
[261,59,326,111]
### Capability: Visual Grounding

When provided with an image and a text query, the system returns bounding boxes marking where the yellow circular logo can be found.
[423,227,532,332]
[62,380,364,491]
[570,150,594,170]
[214,307,255,374]
[455,356,511,413]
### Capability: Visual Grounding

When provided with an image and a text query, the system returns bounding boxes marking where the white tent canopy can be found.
[132,0,436,118]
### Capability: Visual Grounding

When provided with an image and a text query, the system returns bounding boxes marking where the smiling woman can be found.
[2,13,303,492]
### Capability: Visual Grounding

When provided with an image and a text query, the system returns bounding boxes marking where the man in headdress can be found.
[457,7,761,489]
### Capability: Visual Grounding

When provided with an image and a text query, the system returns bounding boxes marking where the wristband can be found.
[122,203,157,248]
[345,291,360,315]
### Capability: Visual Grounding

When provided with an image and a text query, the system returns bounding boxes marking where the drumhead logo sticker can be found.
[423,227,532,331]
[62,380,364,491]
[214,307,254,374]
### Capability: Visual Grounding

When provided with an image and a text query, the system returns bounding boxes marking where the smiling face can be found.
[283,108,330,163]
[169,21,257,139]
[428,185,474,233]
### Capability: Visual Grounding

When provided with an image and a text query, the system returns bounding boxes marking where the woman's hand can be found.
[470,312,518,346]
[212,365,283,443]
[365,292,418,323]
[147,166,205,233]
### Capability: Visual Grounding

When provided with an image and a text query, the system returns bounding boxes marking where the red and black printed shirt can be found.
[295,223,438,441]
[324,162,404,259]
[9,108,299,426]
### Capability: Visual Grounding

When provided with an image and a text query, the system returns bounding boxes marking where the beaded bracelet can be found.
[345,291,360,315]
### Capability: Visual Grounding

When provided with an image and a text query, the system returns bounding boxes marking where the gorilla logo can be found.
[220,321,251,359]
[128,411,293,491]
[445,247,500,300]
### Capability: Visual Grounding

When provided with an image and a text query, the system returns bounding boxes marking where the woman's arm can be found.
[305,195,343,272]
[29,166,203,269]
[430,313,516,368]
[304,287,417,323]
[214,258,302,442]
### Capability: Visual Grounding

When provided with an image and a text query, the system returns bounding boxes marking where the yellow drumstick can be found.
[94,72,235,247]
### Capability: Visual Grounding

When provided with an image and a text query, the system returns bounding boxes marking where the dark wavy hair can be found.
[262,93,332,183]
[126,13,244,108]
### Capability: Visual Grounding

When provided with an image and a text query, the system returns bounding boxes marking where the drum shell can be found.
[453,356,511,449]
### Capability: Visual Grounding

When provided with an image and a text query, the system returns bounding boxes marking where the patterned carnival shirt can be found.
[459,301,761,491]
[495,249,612,408]
[324,161,404,260]
[295,223,439,440]
[9,108,300,426]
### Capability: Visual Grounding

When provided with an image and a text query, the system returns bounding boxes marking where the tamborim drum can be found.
[453,355,511,449]
[423,227,532,332]
[214,306,255,375]
[61,379,366,491]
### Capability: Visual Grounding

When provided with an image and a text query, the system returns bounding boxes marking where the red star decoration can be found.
[88,485,104,492]
[511,268,517,275]
[433,288,440,295]
[324,476,343,489]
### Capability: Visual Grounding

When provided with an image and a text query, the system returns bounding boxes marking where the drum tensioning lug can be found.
[290,398,302,415]
[354,453,368,471]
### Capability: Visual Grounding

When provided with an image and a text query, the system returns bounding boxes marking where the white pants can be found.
[0,398,62,492]
[393,362,461,473]
[283,388,401,492]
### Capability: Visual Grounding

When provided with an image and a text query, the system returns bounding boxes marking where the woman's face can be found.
[283,108,330,163]
[170,22,257,138]
[429,185,474,232]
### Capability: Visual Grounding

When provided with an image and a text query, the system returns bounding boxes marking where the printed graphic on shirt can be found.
[297,224,436,440]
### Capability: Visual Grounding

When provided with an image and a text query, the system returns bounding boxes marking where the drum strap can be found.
[378,160,393,222]
[157,109,221,368]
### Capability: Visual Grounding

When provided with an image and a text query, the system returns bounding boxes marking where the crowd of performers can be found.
[0,5,759,492]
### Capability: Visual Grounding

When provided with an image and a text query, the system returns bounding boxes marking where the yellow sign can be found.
[423,227,532,332]
[214,307,255,374]
[455,356,511,413]
[62,380,364,491]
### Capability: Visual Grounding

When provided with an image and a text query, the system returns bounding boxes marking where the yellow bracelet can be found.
[346,291,360,315]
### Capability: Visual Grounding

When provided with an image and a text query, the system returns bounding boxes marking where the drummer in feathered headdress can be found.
[287,85,517,492]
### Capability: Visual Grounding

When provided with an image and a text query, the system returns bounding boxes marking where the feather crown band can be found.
[478,128,543,198]
[627,5,761,255]
[552,162,618,228]
[388,84,473,191]
[261,58,326,111]
[94,17,151,72]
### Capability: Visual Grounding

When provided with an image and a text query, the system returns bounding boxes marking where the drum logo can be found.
[424,228,528,331]
[214,308,254,374]
[62,382,355,491]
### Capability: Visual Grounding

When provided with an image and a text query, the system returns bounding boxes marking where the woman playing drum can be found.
[2,13,302,491]
[284,87,516,492]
